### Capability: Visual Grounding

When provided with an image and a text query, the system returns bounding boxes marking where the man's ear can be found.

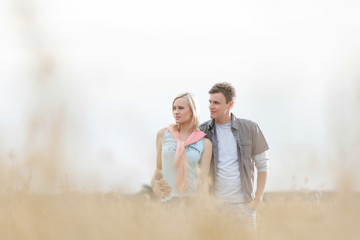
[228,100,234,109]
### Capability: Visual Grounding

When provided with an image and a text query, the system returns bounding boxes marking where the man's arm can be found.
[251,171,267,209]
[248,151,269,210]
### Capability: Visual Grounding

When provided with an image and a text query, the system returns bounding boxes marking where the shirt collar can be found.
[208,113,239,130]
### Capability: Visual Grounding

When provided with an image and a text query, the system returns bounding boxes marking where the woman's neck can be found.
[177,122,193,140]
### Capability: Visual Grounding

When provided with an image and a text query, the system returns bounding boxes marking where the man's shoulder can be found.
[199,120,212,129]
[234,117,258,127]
[233,117,263,136]
[199,120,213,139]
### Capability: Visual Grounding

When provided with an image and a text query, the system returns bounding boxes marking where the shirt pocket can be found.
[240,140,253,159]
[241,140,254,177]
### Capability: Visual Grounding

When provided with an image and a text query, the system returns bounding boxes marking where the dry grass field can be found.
[0,183,359,240]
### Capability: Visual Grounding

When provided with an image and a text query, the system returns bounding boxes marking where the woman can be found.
[151,92,212,202]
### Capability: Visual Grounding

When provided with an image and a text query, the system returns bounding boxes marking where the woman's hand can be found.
[151,178,171,198]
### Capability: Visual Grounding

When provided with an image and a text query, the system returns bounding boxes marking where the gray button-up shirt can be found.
[199,114,269,201]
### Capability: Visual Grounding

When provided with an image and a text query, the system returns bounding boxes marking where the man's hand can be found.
[151,178,171,198]
[248,171,267,211]
[247,197,262,211]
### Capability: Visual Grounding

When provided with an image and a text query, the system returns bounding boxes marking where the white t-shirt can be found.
[214,121,246,203]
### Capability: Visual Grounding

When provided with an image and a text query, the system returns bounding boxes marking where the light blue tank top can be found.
[161,129,204,202]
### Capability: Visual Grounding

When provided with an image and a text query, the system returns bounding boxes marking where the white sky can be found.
[1,0,360,193]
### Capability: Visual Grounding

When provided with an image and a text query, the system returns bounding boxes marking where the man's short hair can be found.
[209,82,236,103]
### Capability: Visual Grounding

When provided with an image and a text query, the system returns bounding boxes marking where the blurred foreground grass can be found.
[0,189,359,240]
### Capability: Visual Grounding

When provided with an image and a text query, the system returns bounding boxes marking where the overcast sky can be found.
[1,0,360,193]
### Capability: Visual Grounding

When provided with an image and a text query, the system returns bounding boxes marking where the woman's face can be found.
[172,97,193,125]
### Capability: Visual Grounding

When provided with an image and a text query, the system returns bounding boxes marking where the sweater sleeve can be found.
[254,151,269,172]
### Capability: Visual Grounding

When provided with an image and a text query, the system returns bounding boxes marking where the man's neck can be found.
[214,114,232,124]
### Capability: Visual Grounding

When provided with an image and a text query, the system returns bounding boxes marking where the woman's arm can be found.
[151,128,171,198]
[197,138,212,195]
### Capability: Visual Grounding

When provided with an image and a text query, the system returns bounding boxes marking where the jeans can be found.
[226,202,257,232]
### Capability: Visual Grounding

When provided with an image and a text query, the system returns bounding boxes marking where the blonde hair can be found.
[172,92,200,132]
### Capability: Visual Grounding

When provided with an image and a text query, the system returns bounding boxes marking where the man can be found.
[199,82,269,227]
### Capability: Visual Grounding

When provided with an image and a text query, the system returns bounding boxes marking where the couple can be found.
[151,82,269,227]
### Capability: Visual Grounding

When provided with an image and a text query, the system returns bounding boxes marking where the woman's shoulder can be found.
[198,137,212,154]
[156,128,167,139]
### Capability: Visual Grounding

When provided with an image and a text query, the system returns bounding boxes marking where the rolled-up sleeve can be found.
[254,151,269,172]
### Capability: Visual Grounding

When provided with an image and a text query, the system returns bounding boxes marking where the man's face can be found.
[209,92,233,123]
